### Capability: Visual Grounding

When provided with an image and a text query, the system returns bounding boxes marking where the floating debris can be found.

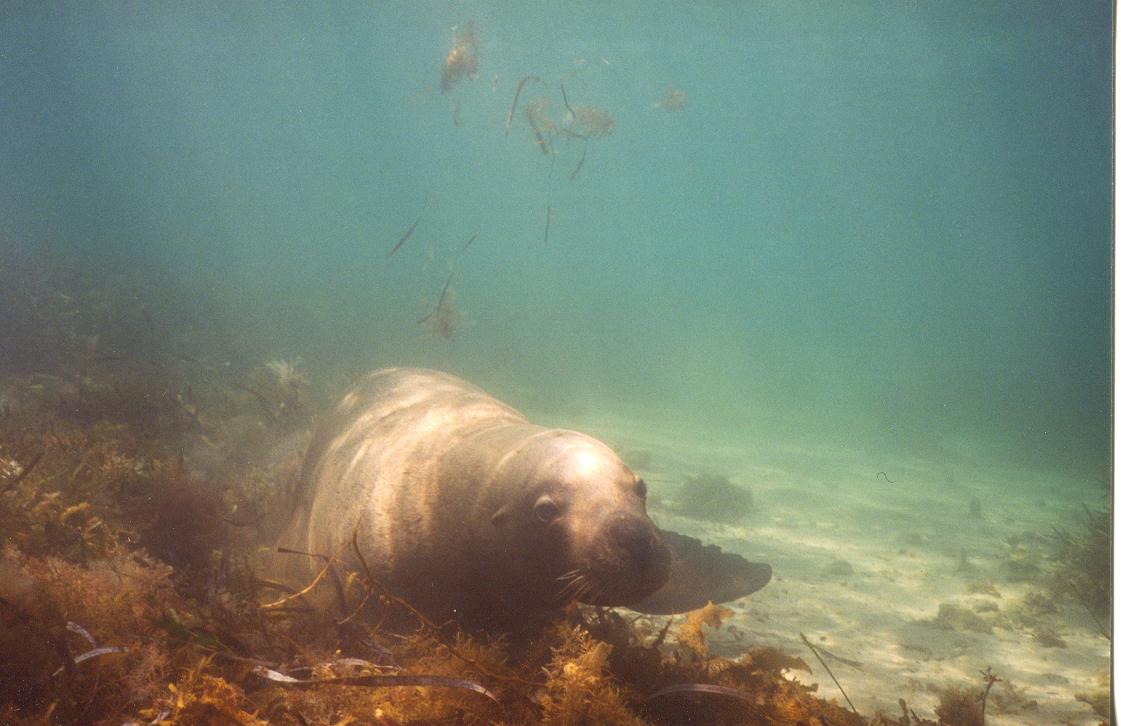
[506,75,544,137]
[654,86,686,111]
[440,19,479,93]
[523,97,555,155]
[557,85,614,138]
[555,84,613,177]
[264,358,305,388]
[543,204,552,245]
[564,104,615,138]
[570,137,588,180]
[387,192,429,258]
[418,269,463,339]
[559,82,577,117]
[458,231,479,256]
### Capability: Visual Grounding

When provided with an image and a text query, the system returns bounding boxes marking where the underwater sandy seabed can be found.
[573,410,1111,726]
[0,267,1107,723]
[0,368,1108,724]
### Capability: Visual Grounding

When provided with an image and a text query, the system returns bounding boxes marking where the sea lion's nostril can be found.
[609,517,656,561]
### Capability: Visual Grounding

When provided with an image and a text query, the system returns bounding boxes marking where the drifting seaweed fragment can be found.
[570,137,589,180]
[564,104,615,138]
[440,19,479,93]
[558,84,618,136]
[559,82,577,117]
[387,192,429,258]
[506,75,545,137]
[523,97,555,155]
[264,358,306,388]
[458,231,479,256]
[418,268,463,339]
[654,86,686,111]
[556,84,613,179]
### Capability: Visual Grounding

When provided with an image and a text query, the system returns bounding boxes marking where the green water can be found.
[0,1,1111,482]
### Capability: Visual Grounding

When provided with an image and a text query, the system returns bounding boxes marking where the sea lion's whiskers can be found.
[576,581,603,604]
[555,568,582,583]
[556,572,588,600]
[563,580,590,604]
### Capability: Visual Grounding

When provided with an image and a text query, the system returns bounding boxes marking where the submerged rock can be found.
[671,472,753,524]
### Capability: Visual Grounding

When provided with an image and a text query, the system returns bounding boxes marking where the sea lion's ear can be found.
[627,529,771,615]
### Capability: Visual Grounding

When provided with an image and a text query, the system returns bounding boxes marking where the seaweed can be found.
[934,685,984,726]
[440,19,479,94]
[675,601,732,660]
[1049,505,1110,637]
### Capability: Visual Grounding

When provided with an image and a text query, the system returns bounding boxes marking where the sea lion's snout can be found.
[575,512,671,606]
[608,515,666,567]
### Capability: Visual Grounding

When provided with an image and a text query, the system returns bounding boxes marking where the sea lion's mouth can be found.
[554,516,672,607]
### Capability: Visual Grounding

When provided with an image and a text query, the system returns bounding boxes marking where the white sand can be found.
[562,411,1110,726]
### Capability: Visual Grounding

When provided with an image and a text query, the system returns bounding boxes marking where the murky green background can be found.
[0,2,1111,483]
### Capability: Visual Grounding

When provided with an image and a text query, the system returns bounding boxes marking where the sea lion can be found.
[274,368,770,627]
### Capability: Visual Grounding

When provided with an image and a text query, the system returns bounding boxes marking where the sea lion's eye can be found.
[533,495,560,523]
[635,478,647,500]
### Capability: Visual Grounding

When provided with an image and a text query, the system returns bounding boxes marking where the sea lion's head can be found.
[488,430,672,608]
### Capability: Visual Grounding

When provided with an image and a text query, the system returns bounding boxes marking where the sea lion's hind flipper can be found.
[627,529,772,615]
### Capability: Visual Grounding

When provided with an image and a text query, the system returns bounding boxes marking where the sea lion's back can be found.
[282,368,524,576]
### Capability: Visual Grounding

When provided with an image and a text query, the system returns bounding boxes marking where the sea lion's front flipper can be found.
[628,529,771,615]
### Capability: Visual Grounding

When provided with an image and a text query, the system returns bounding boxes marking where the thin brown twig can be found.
[799,632,860,717]
[260,549,342,611]
[979,666,1001,725]
[569,137,588,181]
[506,75,544,137]
[651,615,674,649]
